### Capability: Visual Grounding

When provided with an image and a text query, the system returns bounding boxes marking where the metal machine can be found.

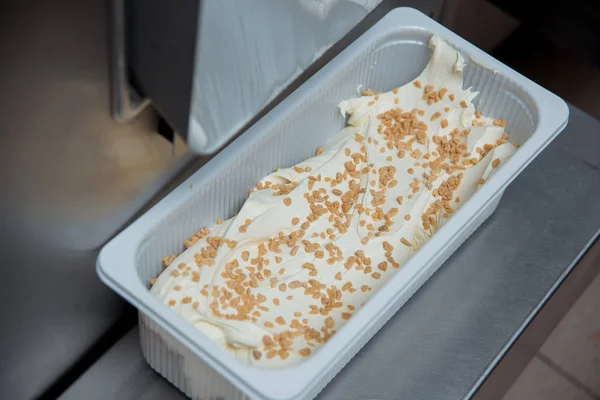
[0,1,443,398]
[116,0,395,153]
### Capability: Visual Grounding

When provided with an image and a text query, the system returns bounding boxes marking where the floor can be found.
[443,1,600,399]
[502,268,600,400]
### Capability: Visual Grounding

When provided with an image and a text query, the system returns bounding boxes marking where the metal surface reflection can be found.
[0,1,191,398]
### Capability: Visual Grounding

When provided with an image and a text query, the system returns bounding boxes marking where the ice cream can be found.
[150,35,518,368]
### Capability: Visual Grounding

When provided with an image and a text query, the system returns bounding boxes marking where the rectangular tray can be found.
[97,8,568,400]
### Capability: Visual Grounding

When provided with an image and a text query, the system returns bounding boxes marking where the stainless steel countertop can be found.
[61,105,600,400]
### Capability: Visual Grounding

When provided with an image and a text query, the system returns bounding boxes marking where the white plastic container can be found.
[97,8,568,400]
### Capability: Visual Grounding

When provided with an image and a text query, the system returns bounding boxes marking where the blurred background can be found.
[0,0,598,399]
